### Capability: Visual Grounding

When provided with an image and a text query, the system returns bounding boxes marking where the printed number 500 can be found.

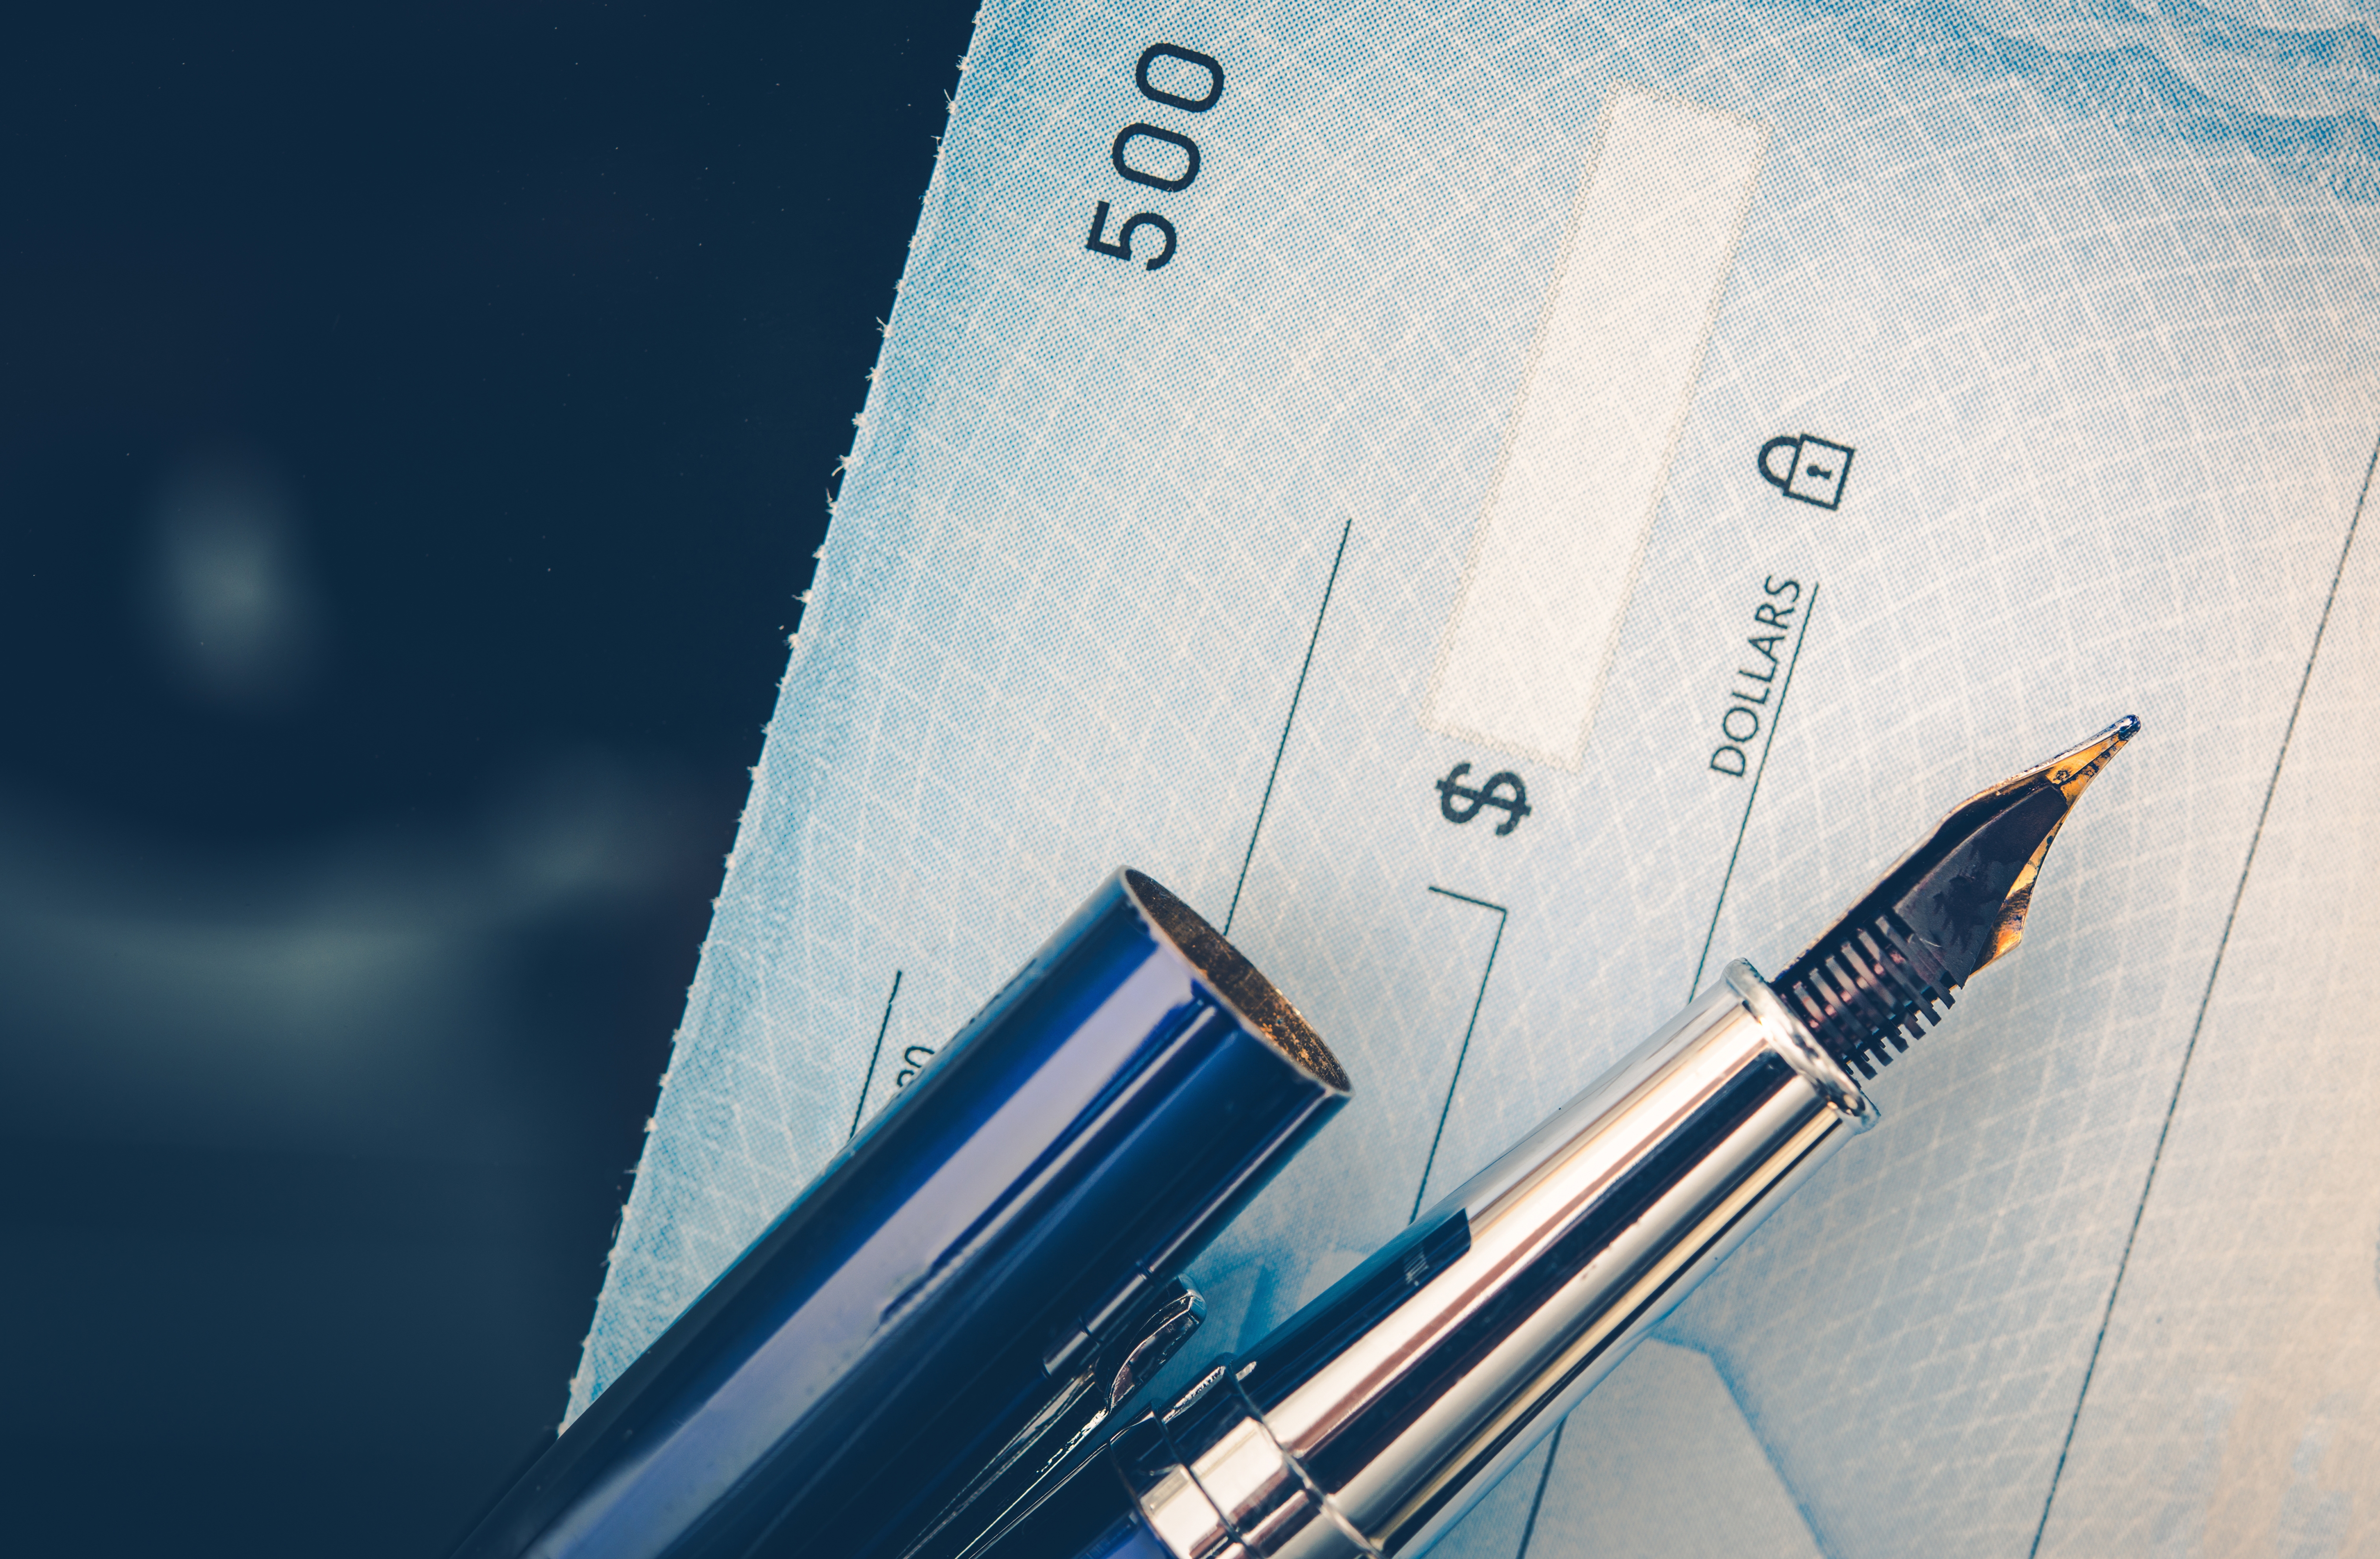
[1082,45,1222,274]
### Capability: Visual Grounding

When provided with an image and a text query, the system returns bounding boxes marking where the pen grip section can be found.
[1127,962,1871,1559]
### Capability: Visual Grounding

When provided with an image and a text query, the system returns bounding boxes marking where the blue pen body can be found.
[454,870,1349,1559]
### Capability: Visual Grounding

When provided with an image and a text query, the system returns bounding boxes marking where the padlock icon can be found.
[1758,433,1854,510]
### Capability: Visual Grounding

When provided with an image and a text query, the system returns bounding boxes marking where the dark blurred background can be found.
[0,5,974,1553]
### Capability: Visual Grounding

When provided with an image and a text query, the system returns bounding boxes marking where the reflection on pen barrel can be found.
[1120,961,1875,1559]
[451,869,1350,1559]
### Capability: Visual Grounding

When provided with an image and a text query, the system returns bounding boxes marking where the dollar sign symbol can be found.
[1434,763,1531,836]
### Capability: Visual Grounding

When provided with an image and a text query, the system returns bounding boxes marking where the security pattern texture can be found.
[565,2,2380,1557]
[2030,431,2380,1558]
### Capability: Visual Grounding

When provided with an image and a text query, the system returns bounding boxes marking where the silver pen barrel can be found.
[1114,960,1875,1559]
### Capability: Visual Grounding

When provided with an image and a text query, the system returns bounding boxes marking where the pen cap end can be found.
[1126,870,1349,1095]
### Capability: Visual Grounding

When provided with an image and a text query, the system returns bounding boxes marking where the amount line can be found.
[1512,1421,1568,1559]
[1224,517,1352,935]
[1688,582,1819,997]
[2023,429,2378,1559]
[849,969,904,1142]
[1415,886,1509,1221]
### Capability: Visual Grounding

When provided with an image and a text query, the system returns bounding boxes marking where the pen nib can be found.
[1771,715,2139,1078]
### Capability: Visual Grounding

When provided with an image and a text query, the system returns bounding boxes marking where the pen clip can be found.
[904,1279,1207,1559]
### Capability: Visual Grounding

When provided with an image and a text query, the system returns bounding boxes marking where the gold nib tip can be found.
[1973,714,2139,972]
[2042,714,2140,803]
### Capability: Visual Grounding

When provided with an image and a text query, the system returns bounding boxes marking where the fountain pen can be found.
[957,716,2140,1559]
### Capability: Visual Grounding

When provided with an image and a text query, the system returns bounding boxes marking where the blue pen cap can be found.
[454,869,1350,1559]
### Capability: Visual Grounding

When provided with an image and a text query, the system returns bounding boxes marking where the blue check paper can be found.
[570,2,2380,1555]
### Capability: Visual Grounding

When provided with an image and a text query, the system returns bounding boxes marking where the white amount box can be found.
[1426,90,1767,768]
